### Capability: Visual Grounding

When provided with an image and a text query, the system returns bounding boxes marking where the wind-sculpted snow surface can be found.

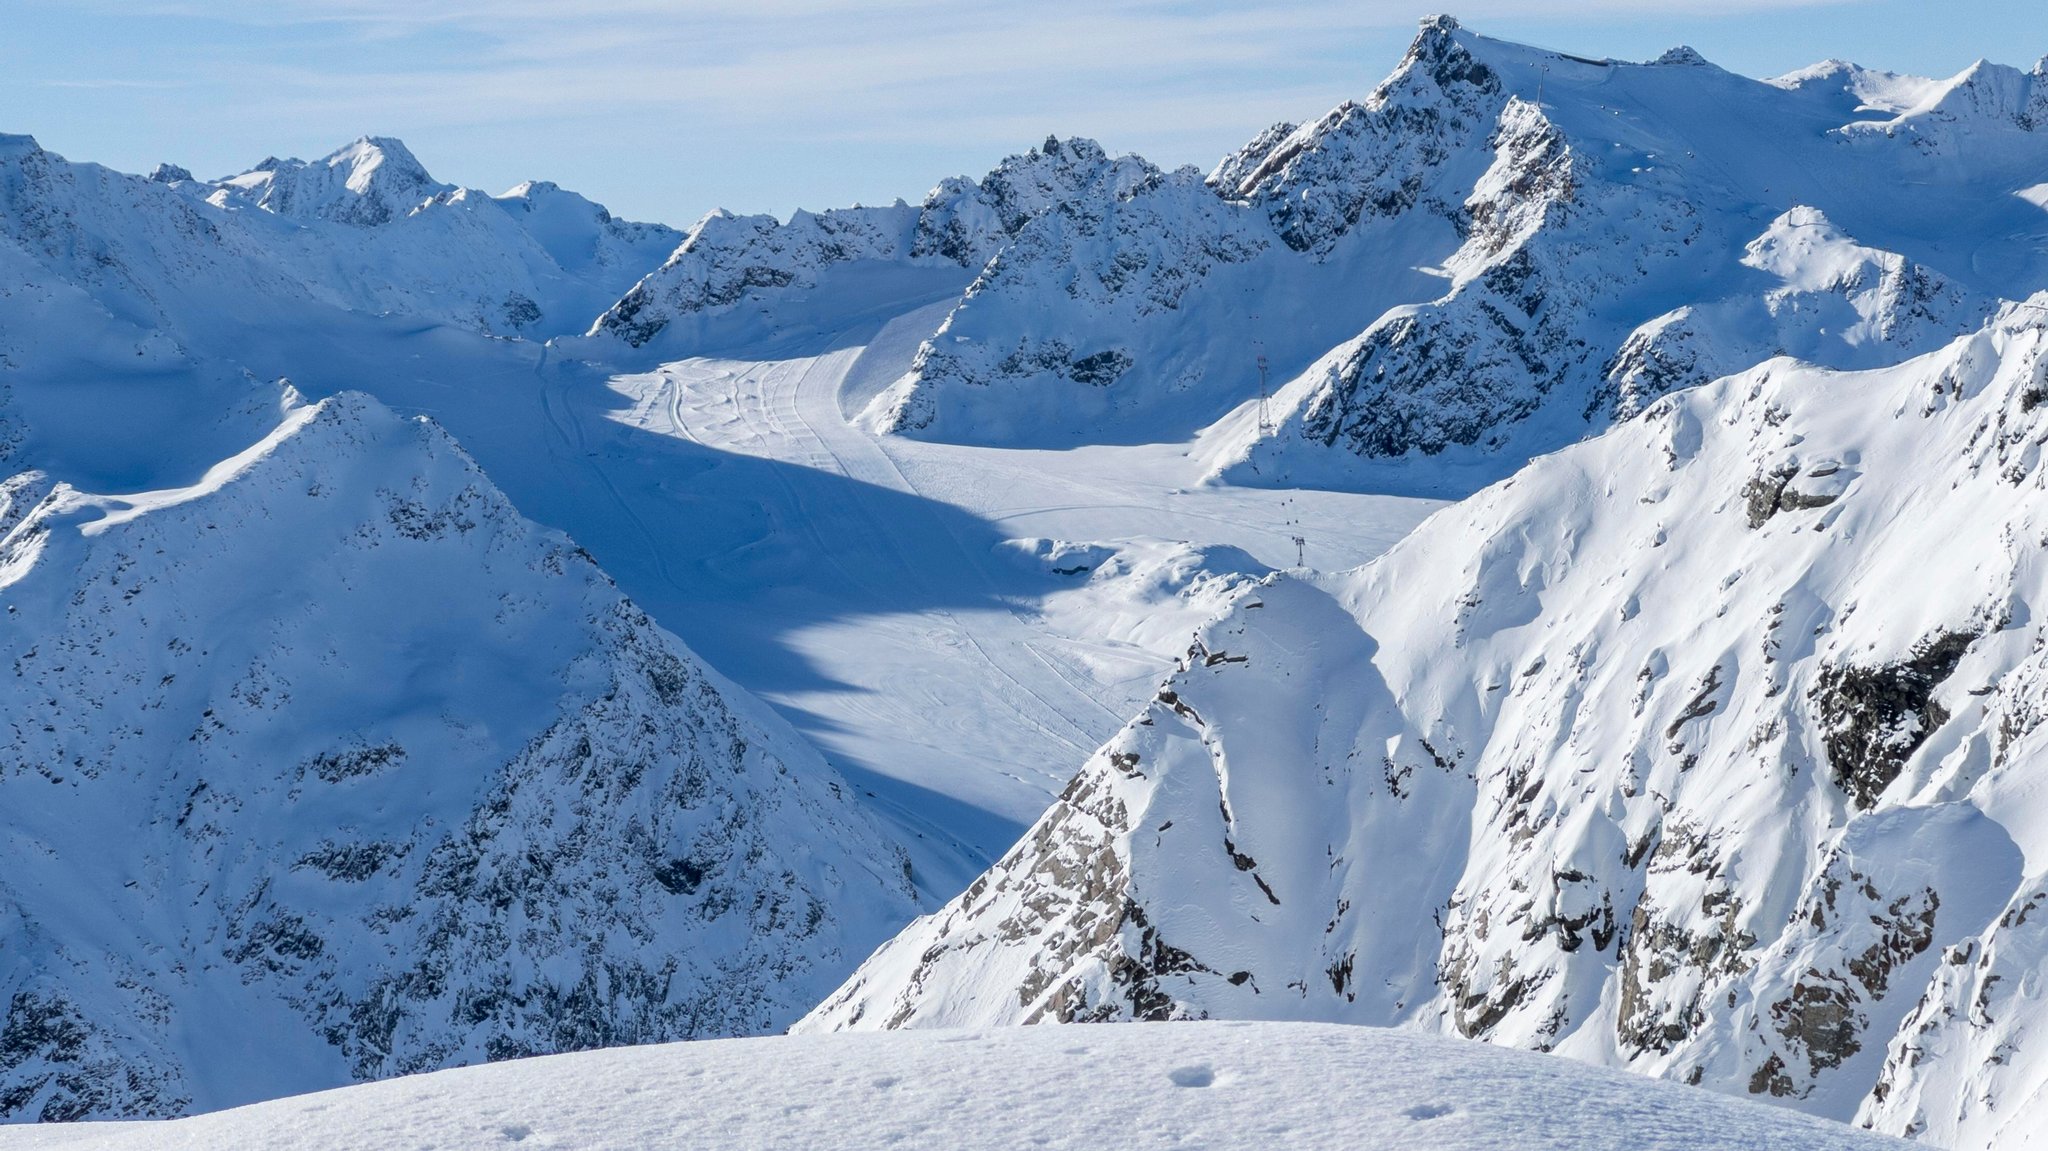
[859,17,2048,473]
[0,1024,1909,1151]
[0,394,915,1120]
[806,305,2048,1149]
[588,136,1152,356]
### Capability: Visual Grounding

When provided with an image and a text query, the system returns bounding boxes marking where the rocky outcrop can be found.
[1600,209,1990,421]
[1213,15,1506,255]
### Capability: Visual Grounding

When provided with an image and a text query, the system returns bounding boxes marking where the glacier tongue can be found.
[803,301,2048,1146]
[0,392,916,1120]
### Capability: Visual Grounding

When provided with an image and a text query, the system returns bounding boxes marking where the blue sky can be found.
[4,1,2041,226]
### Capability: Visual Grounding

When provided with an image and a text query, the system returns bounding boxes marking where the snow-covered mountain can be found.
[203,136,449,228]
[585,135,1153,357]
[0,391,916,1120]
[1204,22,2048,490]
[0,1023,1913,1151]
[804,302,2048,1148]
[583,17,2044,489]
[10,13,2048,1147]
[0,131,679,369]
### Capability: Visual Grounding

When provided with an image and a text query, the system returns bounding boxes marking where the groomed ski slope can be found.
[0,1023,1911,1151]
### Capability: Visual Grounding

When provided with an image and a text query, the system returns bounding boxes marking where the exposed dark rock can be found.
[1814,631,1975,809]
[0,992,187,1121]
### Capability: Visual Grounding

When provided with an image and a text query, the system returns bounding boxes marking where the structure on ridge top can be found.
[1256,354,1274,435]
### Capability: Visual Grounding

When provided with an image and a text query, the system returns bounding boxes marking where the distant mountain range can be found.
[7,14,2048,1150]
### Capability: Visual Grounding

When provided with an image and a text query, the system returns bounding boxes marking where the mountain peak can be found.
[1380,11,1499,104]
[210,134,450,227]
[1652,45,1711,67]
[320,135,436,194]
[0,132,42,160]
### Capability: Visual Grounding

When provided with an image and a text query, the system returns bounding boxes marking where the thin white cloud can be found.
[16,0,1872,219]
[48,0,1856,132]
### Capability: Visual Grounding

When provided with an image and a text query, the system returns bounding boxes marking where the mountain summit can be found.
[209,136,448,227]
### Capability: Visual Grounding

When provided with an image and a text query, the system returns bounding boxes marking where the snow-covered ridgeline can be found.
[0,132,680,359]
[587,136,1152,356]
[0,392,915,1120]
[861,17,2048,476]
[867,16,1511,445]
[806,303,2048,1149]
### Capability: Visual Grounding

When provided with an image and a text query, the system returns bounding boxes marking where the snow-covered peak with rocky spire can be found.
[584,135,1155,357]
[833,16,2048,483]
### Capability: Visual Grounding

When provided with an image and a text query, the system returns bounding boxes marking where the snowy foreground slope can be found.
[0,1024,1909,1151]
[806,304,2048,1148]
[0,392,914,1119]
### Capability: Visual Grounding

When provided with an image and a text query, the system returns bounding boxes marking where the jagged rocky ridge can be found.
[803,304,2048,1150]
[0,392,916,1120]
[672,17,2045,476]
[586,135,1155,356]
[1210,26,2048,488]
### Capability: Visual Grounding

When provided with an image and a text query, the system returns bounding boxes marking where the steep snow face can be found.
[0,1023,1911,1151]
[0,134,310,371]
[871,167,1309,442]
[587,136,1151,357]
[856,17,2048,475]
[1599,208,1992,420]
[591,203,934,352]
[805,306,2048,1148]
[0,393,915,1120]
[1826,58,2048,149]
